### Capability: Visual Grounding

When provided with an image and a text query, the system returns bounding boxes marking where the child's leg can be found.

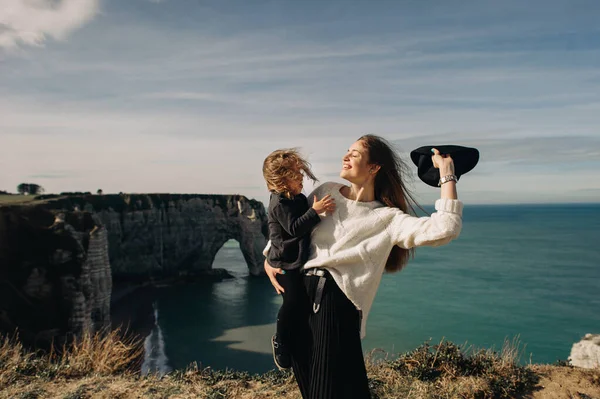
[276,269,307,343]
[272,268,308,370]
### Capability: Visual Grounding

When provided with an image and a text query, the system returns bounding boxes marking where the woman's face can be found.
[340,140,373,184]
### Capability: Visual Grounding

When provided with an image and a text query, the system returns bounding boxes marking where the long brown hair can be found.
[358,134,424,273]
[262,148,317,198]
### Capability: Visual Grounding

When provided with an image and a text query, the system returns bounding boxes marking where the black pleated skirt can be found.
[288,272,371,399]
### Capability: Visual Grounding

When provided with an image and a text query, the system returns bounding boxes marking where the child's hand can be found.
[312,194,336,214]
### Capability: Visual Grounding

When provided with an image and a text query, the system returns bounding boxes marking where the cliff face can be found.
[0,193,268,343]
[32,194,268,279]
[0,207,111,345]
[570,334,600,369]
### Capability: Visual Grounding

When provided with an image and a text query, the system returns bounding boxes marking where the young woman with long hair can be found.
[263,135,462,399]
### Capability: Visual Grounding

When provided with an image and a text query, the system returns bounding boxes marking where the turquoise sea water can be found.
[134,203,600,375]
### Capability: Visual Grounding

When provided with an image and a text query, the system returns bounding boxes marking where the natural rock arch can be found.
[31,193,269,279]
[150,196,268,277]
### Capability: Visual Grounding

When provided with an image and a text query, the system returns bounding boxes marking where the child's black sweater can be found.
[266,192,321,270]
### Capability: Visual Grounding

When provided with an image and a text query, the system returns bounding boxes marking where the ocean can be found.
[135,203,600,375]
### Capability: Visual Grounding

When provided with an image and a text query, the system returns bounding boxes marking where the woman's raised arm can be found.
[389,148,462,248]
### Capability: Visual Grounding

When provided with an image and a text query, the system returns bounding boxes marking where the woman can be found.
[264,135,463,399]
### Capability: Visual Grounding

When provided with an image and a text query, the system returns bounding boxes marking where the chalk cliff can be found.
[30,194,268,279]
[0,207,111,345]
[570,334,600,369]
[0,193,268,343]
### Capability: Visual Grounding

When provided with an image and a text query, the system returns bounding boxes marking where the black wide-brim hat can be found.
[410,145,480,187]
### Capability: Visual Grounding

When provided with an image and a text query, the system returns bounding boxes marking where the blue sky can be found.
[1,0,599,205]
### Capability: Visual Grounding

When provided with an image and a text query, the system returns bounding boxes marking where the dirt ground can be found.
[531,365,600,399]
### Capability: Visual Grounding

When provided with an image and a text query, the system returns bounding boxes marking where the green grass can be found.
[0,195,38,205]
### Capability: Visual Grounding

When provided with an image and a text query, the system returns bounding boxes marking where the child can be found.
[262,148,335,370]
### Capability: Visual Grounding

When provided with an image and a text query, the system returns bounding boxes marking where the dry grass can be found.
[364,337,540,398]
[0,329,142,389]
[53,329,143,377]
[1,332,598,399]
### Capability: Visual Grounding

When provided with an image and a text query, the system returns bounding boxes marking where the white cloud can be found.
[0,0,99,49]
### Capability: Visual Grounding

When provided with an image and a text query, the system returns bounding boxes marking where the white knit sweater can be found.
[265,181,463,339]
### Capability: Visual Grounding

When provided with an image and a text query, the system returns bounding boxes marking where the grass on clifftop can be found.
[0,329,142,383]
[0,195,37,205]
[1,331,599,399]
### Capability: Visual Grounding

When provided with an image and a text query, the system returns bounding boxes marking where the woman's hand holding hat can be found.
[431,147,458,199]
[409,145,479,188]
[431,148,455,176]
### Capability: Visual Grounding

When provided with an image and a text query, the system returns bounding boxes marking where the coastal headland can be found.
[0,193,268,346]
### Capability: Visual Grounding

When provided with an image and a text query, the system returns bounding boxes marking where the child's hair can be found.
[262,148,317,198]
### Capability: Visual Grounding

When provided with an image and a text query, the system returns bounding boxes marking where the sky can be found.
[1,0,600,206]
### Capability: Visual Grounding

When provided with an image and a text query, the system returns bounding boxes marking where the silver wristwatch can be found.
[438,174,457,186]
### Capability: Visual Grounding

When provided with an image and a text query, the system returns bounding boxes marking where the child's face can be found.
[287,168,304,196]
